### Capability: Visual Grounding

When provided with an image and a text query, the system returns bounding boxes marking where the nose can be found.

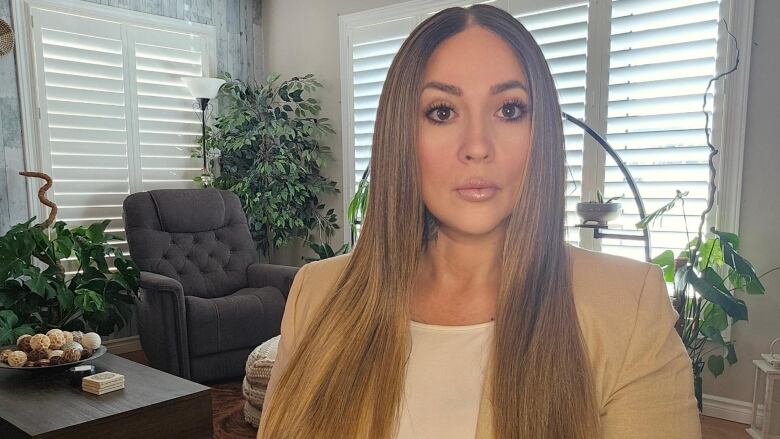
[459,113,493,163]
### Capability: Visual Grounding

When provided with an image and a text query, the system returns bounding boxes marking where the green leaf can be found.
[701,323,726,346]
[74,289,105,313]
[717,233,765,295]
[687,269,748,321]
[700,301,728,332]
[651,250,676,282]
[725,343,737,365]
[711,228,739,251]
[707,354,724,377]
[635,190,688,229]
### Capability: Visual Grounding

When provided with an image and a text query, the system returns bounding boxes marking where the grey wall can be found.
[263,0,780,408]
[0,0,264,234]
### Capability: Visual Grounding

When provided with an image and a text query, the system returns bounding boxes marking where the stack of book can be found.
[82,371,125,395]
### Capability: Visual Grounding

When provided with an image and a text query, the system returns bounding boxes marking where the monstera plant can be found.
[0,173,140,345]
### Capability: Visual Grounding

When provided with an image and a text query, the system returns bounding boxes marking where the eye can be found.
[496,99,528,122]
[424,102,456,125]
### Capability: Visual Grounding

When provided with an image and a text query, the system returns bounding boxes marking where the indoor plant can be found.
[637,191,776,411]
[575,189,623,225]
[203,72,343,262]
[0,173,140,345]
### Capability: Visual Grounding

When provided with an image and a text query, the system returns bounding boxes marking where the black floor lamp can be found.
[182,77,226,187]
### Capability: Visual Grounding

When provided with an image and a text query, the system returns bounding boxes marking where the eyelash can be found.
[424,99,529,125]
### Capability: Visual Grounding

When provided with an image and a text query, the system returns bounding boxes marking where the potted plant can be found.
[576,189,623,225]
[203,72,344,262]
[636,191,777,411]
[0,173,140,345]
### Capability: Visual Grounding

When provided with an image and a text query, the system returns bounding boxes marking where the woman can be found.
[258,4,700,439]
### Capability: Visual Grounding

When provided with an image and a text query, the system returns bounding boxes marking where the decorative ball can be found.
[81,332,101,350]
[62,331,74,344]
[24,361,35,367]
[81,349,93,360]
[46,329,66,349]
[34,359,50,367]
[61,348,81,363]
[61,341,83,352]
[16,334,32,352]
[49,356,62,365]
[7,351,27,367]
[0,349,12,363]
[29,334,51,351]
[71,331,84,343]
[27,348,48,362]
[48,349,63,359]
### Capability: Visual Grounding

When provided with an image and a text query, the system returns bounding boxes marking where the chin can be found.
[438,215,509,237]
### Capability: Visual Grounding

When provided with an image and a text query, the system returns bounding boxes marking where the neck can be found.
[415,220,506,300]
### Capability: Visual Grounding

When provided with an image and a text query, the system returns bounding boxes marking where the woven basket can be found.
[0,19,14,56]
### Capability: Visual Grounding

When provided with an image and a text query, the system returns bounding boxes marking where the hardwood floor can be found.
[117,350,751,438]
[701,415,750,438]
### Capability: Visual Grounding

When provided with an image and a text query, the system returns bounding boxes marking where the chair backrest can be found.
[123,188,258,298]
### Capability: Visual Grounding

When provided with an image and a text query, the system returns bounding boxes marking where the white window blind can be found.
[27,5,213,260]
[600,0,720,260]
[351,17,417,195]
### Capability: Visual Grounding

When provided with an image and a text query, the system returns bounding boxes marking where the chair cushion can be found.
[185,287,285,357]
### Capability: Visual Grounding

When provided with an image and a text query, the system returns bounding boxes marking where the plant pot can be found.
[576,202,622,225]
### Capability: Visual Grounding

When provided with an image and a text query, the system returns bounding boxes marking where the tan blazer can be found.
[257,243,702,438]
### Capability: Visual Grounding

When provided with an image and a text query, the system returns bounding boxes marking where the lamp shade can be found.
[182,77,225,99]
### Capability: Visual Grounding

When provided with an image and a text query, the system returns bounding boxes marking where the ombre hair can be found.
[259,4,601,438]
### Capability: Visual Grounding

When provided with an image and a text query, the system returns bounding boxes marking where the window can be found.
[19,1,215,263]
[339,0,749,263]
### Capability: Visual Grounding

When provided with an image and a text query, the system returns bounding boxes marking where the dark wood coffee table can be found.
[0,352,212,438]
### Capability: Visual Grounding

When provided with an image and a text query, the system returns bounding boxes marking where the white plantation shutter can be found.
[27,5,213,263]
[514,3,589,247]
[30,8,131,238]
[350,17,417,195]
[129,26,205,191]
[600,0,720,260]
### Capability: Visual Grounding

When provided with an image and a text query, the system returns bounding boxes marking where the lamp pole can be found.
[198,97,210,186]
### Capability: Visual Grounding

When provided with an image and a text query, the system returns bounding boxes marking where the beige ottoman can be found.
[243,334,281,427]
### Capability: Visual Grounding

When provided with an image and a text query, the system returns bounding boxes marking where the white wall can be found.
[262,0,780,411]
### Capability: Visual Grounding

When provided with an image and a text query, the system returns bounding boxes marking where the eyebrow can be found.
[421,79,528,96]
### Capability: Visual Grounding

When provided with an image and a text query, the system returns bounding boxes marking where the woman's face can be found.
[417,24,532,239]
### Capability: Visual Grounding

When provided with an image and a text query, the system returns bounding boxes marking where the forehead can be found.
[421,25,528,92]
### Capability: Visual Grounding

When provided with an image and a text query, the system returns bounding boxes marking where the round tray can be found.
[0,345,107,372]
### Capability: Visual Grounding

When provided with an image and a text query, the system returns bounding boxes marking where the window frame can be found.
[11,0,218,222]
[337,0,753,252]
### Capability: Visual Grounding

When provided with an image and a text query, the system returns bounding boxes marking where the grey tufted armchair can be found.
[122,188,299,382]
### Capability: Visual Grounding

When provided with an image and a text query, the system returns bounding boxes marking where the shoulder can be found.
[292,253,353,334]
[565,243,670,407]
[565,242,656,305]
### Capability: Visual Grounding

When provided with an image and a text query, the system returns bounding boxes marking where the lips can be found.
[454,178,499,202]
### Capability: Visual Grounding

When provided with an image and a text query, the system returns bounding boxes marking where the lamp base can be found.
[200,170,213,187]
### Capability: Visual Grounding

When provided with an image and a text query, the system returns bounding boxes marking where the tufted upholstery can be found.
[123,188,299,382]
[124,189,257,298]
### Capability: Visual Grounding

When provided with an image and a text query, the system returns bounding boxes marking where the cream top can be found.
[396,319,495,439]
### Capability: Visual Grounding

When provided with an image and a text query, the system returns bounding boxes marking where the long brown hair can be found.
[259,4,601,438]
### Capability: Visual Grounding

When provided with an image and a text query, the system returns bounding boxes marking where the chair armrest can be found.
[246,263,300,299]
[136,271,192,379]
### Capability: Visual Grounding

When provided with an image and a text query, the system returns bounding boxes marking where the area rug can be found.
[211,380,258,439]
